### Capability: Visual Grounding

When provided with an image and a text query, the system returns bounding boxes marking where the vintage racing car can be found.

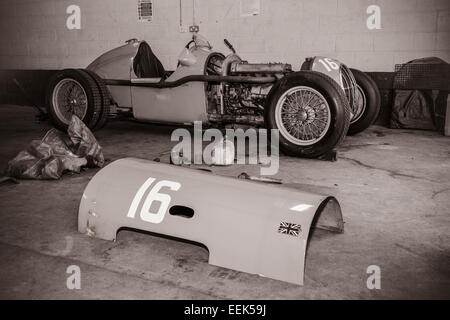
[46,35,380,158]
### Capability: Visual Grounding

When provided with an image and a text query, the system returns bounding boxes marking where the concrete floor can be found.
[0,104,449,299]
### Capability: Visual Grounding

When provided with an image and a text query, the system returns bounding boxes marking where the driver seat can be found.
[133,42,166,79]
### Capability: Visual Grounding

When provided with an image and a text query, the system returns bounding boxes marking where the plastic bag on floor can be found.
[5,115,104,180]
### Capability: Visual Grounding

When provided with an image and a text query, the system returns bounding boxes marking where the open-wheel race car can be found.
[46,35,380,158]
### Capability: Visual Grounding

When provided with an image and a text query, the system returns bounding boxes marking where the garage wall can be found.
[0,0,449,72]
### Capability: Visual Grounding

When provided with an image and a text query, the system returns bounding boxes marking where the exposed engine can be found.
[206,53,292,122]
[222,82,272,116]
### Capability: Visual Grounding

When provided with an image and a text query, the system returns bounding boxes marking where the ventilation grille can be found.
[394,63,450,90]
[138,0,153,21]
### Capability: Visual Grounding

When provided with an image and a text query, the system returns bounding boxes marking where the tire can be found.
[77,69,111,131]
[348,68,381,135]
[45,69,103,131]
[265,71,351,158]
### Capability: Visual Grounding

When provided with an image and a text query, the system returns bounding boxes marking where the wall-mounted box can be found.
[138,0,153,22]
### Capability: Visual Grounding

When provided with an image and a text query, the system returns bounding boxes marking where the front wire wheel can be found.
[265,71,350,158]
[275,86,331,146]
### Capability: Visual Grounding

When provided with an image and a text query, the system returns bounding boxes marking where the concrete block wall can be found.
[0,0,449,71]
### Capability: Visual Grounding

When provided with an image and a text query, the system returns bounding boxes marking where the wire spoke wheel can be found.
[52,78,88,124]
[350,84,366,124]
[46,69,105,131]
[347,68,381,135]
[275,86,331,146]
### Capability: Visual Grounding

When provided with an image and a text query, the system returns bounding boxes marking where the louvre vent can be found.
[138,0,153,21]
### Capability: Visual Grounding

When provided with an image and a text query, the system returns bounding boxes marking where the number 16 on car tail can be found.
[127,178,181,224]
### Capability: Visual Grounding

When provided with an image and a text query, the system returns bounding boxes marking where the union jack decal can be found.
[278,222,301,237]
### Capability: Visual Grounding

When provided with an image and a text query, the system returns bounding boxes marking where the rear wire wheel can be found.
[352,84,367,123]
[265,71,350,158]
[46,69,103,131]
[347,68,381,135]
[78,69,111,131]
